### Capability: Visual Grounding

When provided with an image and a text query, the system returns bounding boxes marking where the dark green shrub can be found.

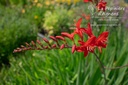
[0,5,37,66]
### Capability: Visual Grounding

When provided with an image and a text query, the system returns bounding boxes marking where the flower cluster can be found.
[84,0,107,11]
[13,17,109,57]
[13,0,109,57]
[61,18,109,57]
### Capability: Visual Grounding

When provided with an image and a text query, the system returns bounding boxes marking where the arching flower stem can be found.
[93,52,107,85]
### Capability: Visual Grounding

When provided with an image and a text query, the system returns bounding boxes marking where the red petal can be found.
[73,28,83,40]
[71,33,75,38]
[76,46,83,52]
[87,23,93,37]
[83,23,94,37]
[83,0,92,2]
[72,45,76,54]
[84,36,96,46]
[98,47,102,53]
[78,40,85,45]
[96,31,109,43]
[76,18,82,28]
[80,31,83,40]
[84,50,88,57]
[96,31,109,48]
[61,32,73,40]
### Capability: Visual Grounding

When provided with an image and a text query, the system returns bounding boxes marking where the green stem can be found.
[104,64,128,70]
[94,52,107,85]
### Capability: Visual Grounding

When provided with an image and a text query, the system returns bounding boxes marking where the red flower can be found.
[74,21,109,56]
[74,18,85,40]
[61,32,74,40]
[76,18,82,29]
[82,23,94,37]
[62,18,85,40]
[95,31,109,53]
[76,31,109,57]
[97,0,107,11]
[74,28,84,40]
[76,46,88,57]
[76,36,96,57]
[83,0,93,3]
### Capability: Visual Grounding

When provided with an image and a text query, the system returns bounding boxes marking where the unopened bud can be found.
[60,44,65,50]
[50,36,57,41]
[43,38,49,43]
[52,44,56,48]
[56,36,65,41]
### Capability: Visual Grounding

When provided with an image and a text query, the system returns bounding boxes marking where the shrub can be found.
[43,8,74,35]
[0,5,37,66]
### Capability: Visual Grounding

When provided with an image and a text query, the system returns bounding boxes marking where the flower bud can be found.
[60,44,65,50]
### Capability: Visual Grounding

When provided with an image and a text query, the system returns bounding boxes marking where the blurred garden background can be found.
[0,0,128,85]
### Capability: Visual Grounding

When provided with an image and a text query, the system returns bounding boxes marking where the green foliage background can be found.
[0,5,37,65]
[0,0,128,85]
